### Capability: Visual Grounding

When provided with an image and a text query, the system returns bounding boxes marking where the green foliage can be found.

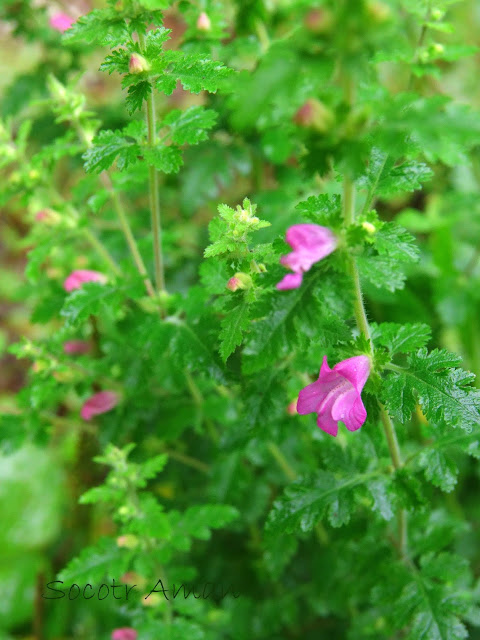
[2,0,480,638]
[383,349,480,430]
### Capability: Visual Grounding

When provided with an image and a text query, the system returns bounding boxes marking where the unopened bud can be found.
[197,12,211,31]
[35,208,61,226]
[303,8,333,33]
[129,53,150,74]
[116,535,139,549]
[431,8,445,21]
[294,98,334,133]
[362,221,376,235]
[227,277,241,292]
[430,42,445,55]
[287,400,298,416]
[234,272,253,290]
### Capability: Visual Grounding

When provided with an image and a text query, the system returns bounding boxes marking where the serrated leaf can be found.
[219,300,250,362]
[83,129,140,173]
[243,273,350,374]
[382,349,480,430]
[162,106,217,146]
[358,222,419,292]
[59,538,130,583]
[125,80,152,114]
[371,322,432,355]
[265,470,384,535]
[143,146,183,173]
[294,194,342,226]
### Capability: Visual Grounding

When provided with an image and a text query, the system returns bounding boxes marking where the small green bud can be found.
[234,272,253,290]
[294,98,335,133]
[362,221,376,235]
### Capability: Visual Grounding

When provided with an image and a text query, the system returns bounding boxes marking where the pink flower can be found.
[63,269,107,293]
[64,340,90,355]
[297,355,370,436]
[277,224,337,290]
[50,13,75,33]
[111,629,138,640]
[81,391,119,421]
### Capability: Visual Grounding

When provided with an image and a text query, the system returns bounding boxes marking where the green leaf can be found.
[59,538,130,584]
[219,300,251,362]
[265,470,386,534]
[161,106,217,146]
[418,449,458,493]
[243,273,350,374]
[143,146,183,173]
[60,283,130,326]
[125,80,152,115]
[62,9,129,46]
[382,348,480,430]
[83,129,140,173]
[358,222,419,292]
[294,194,342,227]
[157,51,234,95]
[393,553,470,640]
[371,322,432,355]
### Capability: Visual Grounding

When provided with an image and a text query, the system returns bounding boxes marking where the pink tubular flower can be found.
[64,340,90,355]
[297,355,370,437]
[111,629,138,640]
[277,223,337,290]
[81,391,119,421]
[63,269,107,293]
[50,13,75,33]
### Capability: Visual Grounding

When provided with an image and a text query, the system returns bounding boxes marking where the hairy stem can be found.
[342,173,407,558]
[138,31,166,293]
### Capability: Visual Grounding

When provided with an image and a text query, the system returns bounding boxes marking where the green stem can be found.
[103,177,156,298]
[72,117,156,298]
[139,31,166,293]
[82,228,122,276]
[342,167,407,558]
[163,449,210,474]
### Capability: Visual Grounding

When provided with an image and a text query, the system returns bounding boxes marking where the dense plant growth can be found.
[2,0,480,638]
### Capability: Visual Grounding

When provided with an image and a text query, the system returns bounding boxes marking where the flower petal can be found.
[81,391,118,421]
[276,272,303,290]
[111,629,138,640]
[64,340,90,355]
[333,355,370,394]
[64,269,107,293]
[50,13,75,32]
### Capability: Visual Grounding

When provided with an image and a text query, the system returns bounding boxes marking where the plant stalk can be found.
[139,31,166,293]
[342,174,407,558]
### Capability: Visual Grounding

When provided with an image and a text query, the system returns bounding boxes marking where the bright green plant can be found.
[1,0,480,638]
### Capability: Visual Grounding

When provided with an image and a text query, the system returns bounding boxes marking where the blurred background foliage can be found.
[2,0,480,638]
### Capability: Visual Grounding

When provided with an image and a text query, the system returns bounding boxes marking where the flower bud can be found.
[35,208,61,226]
[234,272,253,290]
[303,8,333,33]
[129,53,150,74]
[431,8,445,21]
[227,277,241,292]
[116,535,139,549]
[197,12,211,31]
[293,99,334,133]
[361,221,376,235]
[287,400,298,415]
